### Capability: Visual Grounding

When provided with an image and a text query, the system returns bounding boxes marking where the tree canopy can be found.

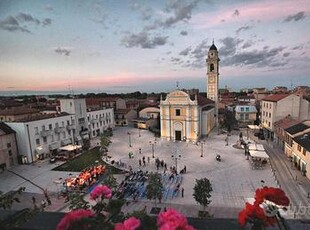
[193,178,213,211]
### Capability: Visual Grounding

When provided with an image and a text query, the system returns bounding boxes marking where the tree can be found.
[100,134,111,153]
[82,138,90,151]
[193,178,212,211]
[146,172,163,207]
[102,173,118,193]
[0,187,25,210]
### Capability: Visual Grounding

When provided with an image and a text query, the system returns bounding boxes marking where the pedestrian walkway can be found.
[248,132,310,219]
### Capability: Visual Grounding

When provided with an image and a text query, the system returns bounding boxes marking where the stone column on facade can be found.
[167,105,171,141]
[186,106,190,142]
[194,106,199,142]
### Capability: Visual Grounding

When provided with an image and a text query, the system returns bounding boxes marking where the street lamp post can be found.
[200,141,205,157]
[171,148,181,172]
[127,132,132,147]
[149,140,157,158]
[139,128,141,137]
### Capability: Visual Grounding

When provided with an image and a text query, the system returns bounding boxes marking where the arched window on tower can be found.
[210,64,214,72]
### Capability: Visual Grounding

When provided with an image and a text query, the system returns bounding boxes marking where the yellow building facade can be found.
[160,90,215,142]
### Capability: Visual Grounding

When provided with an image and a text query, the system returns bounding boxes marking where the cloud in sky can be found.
[0,12,52,33]
[54,47,72,56]
[0,15,31,33]
[283,11,306,22]
[161,0,200,28]
[121,31,168,49]
[233,9,239,17]
[236,25,253,34]
[180,30,188,36]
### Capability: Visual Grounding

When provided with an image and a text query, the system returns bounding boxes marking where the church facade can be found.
[160,43,219,142]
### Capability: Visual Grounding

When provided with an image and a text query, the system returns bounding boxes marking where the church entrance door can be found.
[175,131,181,141]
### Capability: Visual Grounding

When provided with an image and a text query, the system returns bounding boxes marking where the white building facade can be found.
[6,113,75,163]
[87,108,114,139]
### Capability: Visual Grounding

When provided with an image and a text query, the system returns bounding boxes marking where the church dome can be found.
[209,43,217,51]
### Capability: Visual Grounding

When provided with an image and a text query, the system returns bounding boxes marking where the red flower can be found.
[56,209,95,230]
[254,187,289,206]
[90,185,112,200]
[115,217,141,230]
[238,203,267,226]
[239,202,277,228]
[157,208,195,230]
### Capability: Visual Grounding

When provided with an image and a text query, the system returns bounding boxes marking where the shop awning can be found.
[247,125,260,130]
[248,143,265,151]
[61,138,72,146]
[249,150,269,159]
[59,144,82,152]
[49,142,60,150]
[35,146,46,155]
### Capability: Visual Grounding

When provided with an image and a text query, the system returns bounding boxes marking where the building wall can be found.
[6,114,74,163]
[0,132,18,168]
[160,90,200,142]
[60,98,88,133]
[276,95,301,121]
[291,139,310,179]
[87,108,114,138]
[201,108,215,135]
[116,98,126,110]
[300,97,310,120]
[139,107,160,119]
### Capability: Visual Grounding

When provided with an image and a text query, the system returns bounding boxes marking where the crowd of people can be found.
[65,165,106,191]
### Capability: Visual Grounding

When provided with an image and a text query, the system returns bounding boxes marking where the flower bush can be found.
[57,184,195,230]
[90,185,112,200]
[56,209,95,230]
[238,186,289,229]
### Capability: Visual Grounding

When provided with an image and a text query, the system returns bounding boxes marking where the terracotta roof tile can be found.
[262,94,289,102]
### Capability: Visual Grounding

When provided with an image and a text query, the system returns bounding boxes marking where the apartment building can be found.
[0,107,40,122]
[87,108,114,139]
[6,113,75,163]
[0,122,18,169]
[284,120,310,158]
[292,131,310,179]
[235,105,257,128]
[261,94,310,140]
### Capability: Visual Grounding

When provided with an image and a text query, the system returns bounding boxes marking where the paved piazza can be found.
[109,127,277,217]
[0,127,278,217]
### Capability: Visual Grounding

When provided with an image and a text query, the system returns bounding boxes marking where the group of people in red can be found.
[65,165,106,191]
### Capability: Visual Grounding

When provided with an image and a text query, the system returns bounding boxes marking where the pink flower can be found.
[115,217,141,230]
[157,208,195,230]
[90,185,112,200]
[56,209,94,230]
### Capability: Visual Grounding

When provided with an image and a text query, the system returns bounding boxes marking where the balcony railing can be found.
[90,118,99,124]
[54,126,66,133]
[40,130,53,137]
[66,124,75,130]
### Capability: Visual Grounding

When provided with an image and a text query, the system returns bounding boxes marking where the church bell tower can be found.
[207,42,220,128]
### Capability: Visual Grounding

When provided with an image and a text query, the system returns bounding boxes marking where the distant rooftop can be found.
[11,112,71,122]
[0,122,15,135]
[262,94,289,102]
[285,122,310,135]
[293,132,310,152]
[0,107,40,116]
